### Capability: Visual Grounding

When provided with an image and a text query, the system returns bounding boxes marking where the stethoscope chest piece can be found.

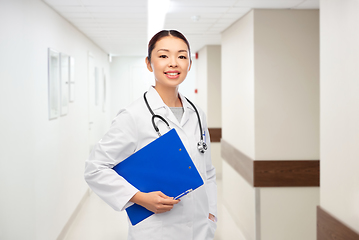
[197,140,208,153]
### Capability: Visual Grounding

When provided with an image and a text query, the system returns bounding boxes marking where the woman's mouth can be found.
[165,71,180,79]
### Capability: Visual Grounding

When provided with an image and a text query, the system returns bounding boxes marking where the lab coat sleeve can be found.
[203,114,218,219]
[84,109,139,212]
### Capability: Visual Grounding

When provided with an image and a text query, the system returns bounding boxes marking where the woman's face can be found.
[146,36,191,89]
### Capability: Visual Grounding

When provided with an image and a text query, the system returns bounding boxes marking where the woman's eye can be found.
[159,55,167,58]
[179,56,187,59]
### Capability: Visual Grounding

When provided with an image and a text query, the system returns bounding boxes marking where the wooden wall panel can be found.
[317,206,359,240]
[221,139,253,185]
[221,139,320,187]
[254,160,320,187]
[208,128,221,142]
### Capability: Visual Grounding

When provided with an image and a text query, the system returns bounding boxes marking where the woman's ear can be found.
[188,60,192,71]
[145,57,153,72]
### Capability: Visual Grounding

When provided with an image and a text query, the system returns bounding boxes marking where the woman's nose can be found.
[168,57,178,67]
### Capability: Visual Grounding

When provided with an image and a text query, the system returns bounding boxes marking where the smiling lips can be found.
[165,71,180,79]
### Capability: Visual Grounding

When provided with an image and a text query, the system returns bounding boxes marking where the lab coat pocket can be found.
[207,218,217,240]
[131,220,162,240]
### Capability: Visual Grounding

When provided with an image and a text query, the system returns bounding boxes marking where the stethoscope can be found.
[144,92,208,153]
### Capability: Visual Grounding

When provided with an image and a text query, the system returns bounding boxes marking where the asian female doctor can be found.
[84,30,217,240]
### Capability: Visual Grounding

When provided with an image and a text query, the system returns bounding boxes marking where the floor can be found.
[64,179,245,240]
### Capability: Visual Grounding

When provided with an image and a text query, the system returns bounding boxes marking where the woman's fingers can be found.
[157,191,168,198]
[160,197,180,205]
[156,191,180,204]
[151,192,180,213]
[131,191,180,214]
[154,204,174,214]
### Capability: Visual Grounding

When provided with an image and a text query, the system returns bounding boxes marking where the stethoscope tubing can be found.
[184,96,204,143]
[143,92,207,153]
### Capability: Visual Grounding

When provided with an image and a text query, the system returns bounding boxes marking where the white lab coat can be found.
[84,86,217,240]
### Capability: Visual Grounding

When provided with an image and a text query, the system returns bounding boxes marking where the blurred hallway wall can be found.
[195,45,222,178]
[0,0,111,239]
[110,56,153,118]
[319,0,359,237]
[221,9,320,240]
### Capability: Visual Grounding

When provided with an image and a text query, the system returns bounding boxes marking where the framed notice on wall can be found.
[94,67,99,106]
[103,68,106,112]
[60,53,69,116]
[48,48,60,120]
[69,56,75,102]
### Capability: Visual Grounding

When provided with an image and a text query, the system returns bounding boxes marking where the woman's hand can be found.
[208,213,216,222]
[130,191,180,214]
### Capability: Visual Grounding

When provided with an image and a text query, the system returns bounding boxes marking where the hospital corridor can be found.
[1,0,359,240]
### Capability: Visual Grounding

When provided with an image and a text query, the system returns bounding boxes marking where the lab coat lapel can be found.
[167,92,195,128]
[179,93,194,127]
[167,110,181,127]
[145,86,183,132]
[145,87,194,129]
[145,87,169,134]
[146,86,166,111]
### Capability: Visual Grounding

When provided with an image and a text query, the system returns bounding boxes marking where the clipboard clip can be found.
[174,189,193,200]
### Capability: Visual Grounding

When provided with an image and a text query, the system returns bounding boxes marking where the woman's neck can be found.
[154,84,182,107]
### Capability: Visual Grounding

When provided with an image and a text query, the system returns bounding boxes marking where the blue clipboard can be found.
[112,128,204,225]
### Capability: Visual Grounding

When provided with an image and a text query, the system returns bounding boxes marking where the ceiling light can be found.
[148,0,170,42]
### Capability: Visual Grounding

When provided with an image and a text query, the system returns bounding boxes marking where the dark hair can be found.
[147,30,191,63]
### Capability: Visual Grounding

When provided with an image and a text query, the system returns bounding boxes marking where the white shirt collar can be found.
[146,86,195,112]
[145,86,195,127]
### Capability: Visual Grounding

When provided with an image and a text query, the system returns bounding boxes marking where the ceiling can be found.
[43,0,319,56]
